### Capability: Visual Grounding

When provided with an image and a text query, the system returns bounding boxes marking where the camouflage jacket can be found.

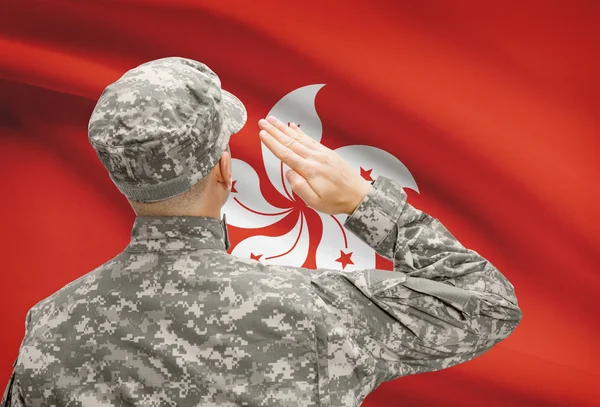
[1,176,522,407]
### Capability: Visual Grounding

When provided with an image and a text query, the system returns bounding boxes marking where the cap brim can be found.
[221,88,247,135]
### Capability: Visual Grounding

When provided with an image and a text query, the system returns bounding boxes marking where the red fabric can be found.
[1,1,598,406]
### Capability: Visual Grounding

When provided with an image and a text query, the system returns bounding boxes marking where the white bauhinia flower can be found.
[222,85,419,271]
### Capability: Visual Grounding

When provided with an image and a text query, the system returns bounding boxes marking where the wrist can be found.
[346,179,373,215]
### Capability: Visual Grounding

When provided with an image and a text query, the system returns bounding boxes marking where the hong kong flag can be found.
[0,1,597,406]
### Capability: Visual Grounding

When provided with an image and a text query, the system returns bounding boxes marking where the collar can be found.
[124,213,230,253]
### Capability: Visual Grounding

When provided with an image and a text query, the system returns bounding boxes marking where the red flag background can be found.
[1,1,598,406]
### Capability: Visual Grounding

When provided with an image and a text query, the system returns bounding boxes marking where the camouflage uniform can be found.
[2,57,522,407]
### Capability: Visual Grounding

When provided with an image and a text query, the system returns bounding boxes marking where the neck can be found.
[131,199,222,218]
[135,207,221,218]
[171,207,221,218]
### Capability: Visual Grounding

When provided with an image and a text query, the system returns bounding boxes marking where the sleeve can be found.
[1,310,32,407]
[0,369,15,407]
[308,176,522,405]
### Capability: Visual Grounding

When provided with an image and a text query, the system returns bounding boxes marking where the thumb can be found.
[286,169,319,206]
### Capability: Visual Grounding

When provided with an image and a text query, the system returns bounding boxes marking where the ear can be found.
[215,148,232,190]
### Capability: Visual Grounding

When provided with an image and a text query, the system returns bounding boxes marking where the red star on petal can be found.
[287,122,301,127]
[231,180,237,193]
[360,167,373,182]
[250,253,262,261]
[335,250,354,270]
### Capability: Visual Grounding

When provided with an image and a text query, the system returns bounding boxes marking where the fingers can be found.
[259,130,307,175]
[289,123,331,152]
[286,169,320,206]
[258,117,318,156]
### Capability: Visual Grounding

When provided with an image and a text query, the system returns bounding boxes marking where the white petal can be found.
[334,145,419,193]
[262,84,326,200]
[223,158,293,229]
[231,211,310,268]
[315,212,376,272]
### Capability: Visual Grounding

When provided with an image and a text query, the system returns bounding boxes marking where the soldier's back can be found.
[11,240,321,407]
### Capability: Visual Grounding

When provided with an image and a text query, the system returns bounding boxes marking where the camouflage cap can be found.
[88,56,247,202]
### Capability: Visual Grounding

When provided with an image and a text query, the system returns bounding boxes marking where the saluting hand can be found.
[258,116,372,216]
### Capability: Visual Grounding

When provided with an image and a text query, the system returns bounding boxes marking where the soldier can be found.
[2,56,522,407]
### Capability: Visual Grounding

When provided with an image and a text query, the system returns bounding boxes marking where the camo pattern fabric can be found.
[1,176,522,407]
[88,57,247,202]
